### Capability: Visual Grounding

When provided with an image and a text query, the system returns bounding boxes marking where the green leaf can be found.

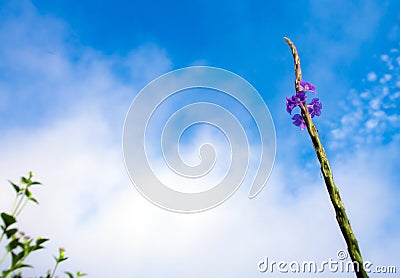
[21,176,28,184]
[1,213,16,228]
[33,237,48,251]
[11,251,24,267]
[2,269,12,276]
[24,189,32,198]
[56,256,68,263]
[29,197,39,204]
[64,271,74,278]
[7,238,20,252]
[76,271,87,277]
[5,228,18,238]
[11,263,32,270]
[30,181,41,186]
[36,237,49,246]
[9,180,21,193]
[32,245,46,251]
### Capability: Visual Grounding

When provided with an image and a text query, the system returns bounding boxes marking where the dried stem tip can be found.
[284,37,303,93]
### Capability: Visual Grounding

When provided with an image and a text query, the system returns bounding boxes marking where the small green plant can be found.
[0,172,86,278]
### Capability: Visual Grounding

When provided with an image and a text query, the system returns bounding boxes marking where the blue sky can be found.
[0,0,399,277]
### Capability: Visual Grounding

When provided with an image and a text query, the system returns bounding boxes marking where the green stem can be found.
[284,37,368,278]
[14,197,29,218]
[10,192,19,217]
[11,192,24,217]
[50,261,60,278]
[0,230,5,244]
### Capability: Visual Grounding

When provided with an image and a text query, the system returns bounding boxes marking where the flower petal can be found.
[300,80,317,94]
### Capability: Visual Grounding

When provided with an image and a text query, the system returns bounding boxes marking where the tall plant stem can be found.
[284,37,368,278]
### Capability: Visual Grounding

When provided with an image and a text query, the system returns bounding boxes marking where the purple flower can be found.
[292,114,306,130]
[300,80,316,94]
[308,98,322,118]
[286,80,321,129]
[286,91,306,114]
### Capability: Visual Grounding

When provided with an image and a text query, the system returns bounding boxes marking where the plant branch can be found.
[284,37,368,278]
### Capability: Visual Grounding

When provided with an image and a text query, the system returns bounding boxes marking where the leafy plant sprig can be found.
[0,172,86,278]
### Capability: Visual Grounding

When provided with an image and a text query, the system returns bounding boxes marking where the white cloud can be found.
[367,72,377,82]
[369,98,381,109]
[360,91,370,98]
[329,44,400,150]
[390,91,400,100]
[125,44,173,86]
[331,129,345,140]
[380,74,392,84]
[365,118,379,130]
[2,116,399,277]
